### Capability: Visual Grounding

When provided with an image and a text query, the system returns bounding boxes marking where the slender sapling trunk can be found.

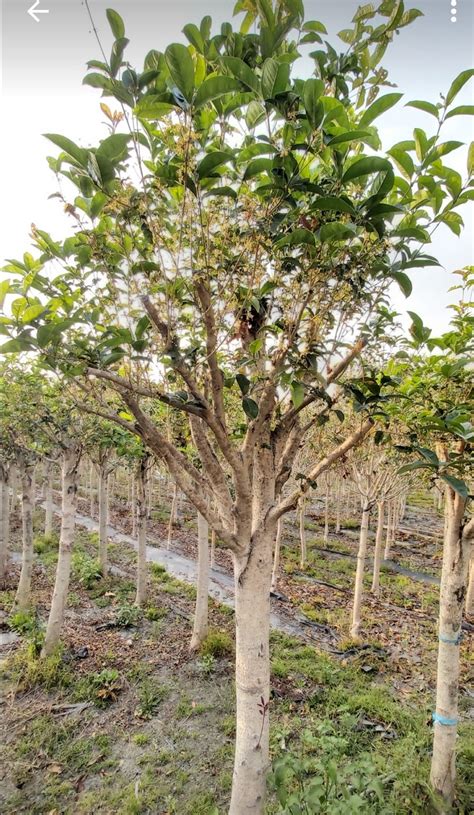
[189,511,209,651]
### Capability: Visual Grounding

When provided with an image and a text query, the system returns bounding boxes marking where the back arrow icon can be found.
[28,1,50,22]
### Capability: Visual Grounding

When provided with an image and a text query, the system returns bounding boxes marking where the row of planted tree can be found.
[1,0,473,811]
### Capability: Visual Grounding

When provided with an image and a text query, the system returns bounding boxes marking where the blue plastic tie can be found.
[432,712,458,727]
[439,631,462,645]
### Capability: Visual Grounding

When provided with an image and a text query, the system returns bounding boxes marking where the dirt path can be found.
[42,502,339,650]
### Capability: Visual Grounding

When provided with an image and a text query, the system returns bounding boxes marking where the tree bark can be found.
[44,462,54,538]
[98,466,109,574]
[229,531,273,815]
[14,463,35,610]
[299,497,307,568]
[323,482,330,544]
[335,479,341,534]
[134,459,148,607]
[189,511,209,651]
[9,464,18,513]
[371,500,385,596]
[167,481,178,550]
[0,468,10,581]
[351,501,370,639]
[465,554,474,618]
[89,460,95,517]
[270,518,283,593]
[42,444,81,656]
[384,501,392,560]
[430,493,472,806]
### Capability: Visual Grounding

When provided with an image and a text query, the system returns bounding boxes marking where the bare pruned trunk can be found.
[371,500,385,596]
[299,497,306,568]
[190,511,209,651]
[98,466,109,574]
[270,517,283,593]
[0,467,10,581]
[466,554,474,618]
[167,481,178,550]
[42,444,81,656]
[9,465,18,513]
[323,482,330,544]
[384,501,392,560]
[89,460,95,517]
[44,462,54,538]
[229,530,273,815]
[335,479,341,534]
[14,463,35,610]
[134,457,148,607]
[351,501,370,639]
[430,492,473,806]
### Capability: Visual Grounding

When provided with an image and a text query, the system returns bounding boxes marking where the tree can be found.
[388,268,473,807]
[1,1,473,810]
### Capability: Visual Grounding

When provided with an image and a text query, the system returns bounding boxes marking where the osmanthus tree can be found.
[386,268,473,808]
[1,1,473,810]
[0,365,57,608]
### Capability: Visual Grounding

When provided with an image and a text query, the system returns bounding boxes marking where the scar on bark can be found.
[454,586,465,603]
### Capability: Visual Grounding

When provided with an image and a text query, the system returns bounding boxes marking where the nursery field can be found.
[1,490,472,815]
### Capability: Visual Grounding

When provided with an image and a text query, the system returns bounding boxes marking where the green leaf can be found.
[90,191,108,218]
[242,396,259,419]
[303,78,325,126]
[197,151,234,179]
[359,92,403,127]
[391,271,412,297]
[22,304,45,322]
[405,100,439,119]
[134,98,177,120]
[398,461,431,474]
[290,381,305,409]
[261,58,289,99]
[319,222,356,242]
[37,323,59,348]
[388,148,414,179]
[312,196,355,214]
[182,23,205,52]
[203,186,237,200]
[342,156,391,182]
[43,134,88,167]
[0,338,33,354]
[165,44,195,102]
[194,76,241,108]
[243,158,273,179]
[468,142,474,176]
[106,8,125,39]
[445,105,474,119]
[440,474,469,498]
[236,373,250,395]
[327,130,372,146]
[97,133,131,163]
[276,229,315,248]
[446,68,474,106]
[221,56,260,92]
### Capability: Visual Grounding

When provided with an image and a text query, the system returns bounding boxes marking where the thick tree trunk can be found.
[42,445,81,656]
[335,480,341,534]
[89,461,95,517]
[371,500,385,596]
[9,465,18,513]
[465,554,474,618]
[351,502,370,639]
[0,470,10,581]
[299,497,307,568]
[167,482,178,550]
[384,501,392,559]
[14,464,35,610]
[44,463,54,538]
[229,531,273,815]
[430,494,472,806]
[134,461,148,607]
[270,518,283,593]
[190,512,209,651]
[98,466,109,574]
[323,483,330,544]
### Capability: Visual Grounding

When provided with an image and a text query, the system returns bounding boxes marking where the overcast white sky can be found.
[1,0,473,334]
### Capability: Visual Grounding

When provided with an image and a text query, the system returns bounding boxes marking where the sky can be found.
[0,0,473,335]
